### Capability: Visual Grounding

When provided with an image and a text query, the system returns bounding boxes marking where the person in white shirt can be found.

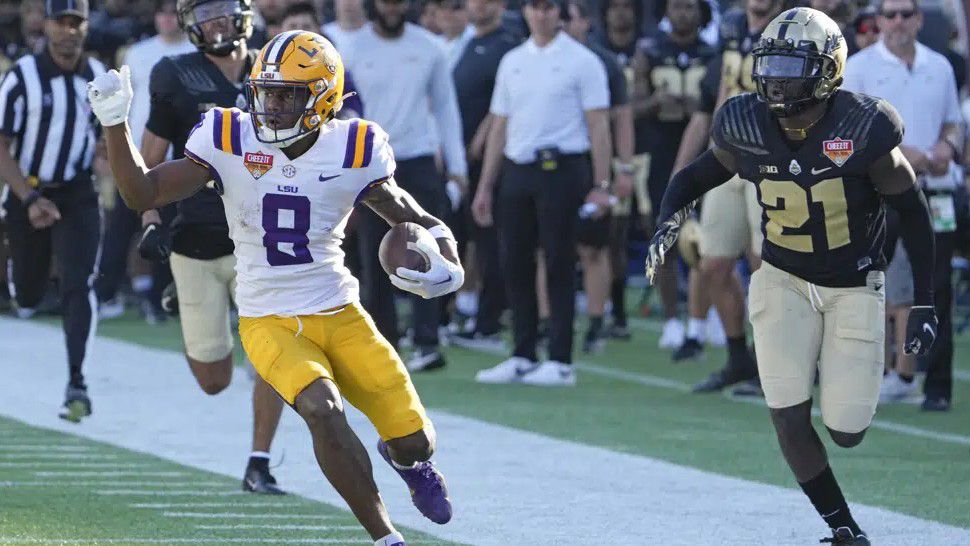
[342,0,468,373]
[843,0,965,412]
[96,0,194,322]
[323,0,369,51]
[471,0,613,387]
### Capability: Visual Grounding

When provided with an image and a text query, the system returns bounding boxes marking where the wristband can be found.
[22,190,41,209]
[428,224,454,241]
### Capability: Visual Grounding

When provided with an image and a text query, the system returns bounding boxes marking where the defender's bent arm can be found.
[654,146,736,226]
[103,123,211,212]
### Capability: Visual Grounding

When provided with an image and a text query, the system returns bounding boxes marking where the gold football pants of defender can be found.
[239,302,431,441]
[748,261,885,434]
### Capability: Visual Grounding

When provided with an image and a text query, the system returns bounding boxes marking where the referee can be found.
[0,0,105,422]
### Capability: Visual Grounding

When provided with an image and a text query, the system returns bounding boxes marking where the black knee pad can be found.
[827,427,866,448]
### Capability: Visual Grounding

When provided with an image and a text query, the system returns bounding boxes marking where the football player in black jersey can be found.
[630,0,714,351]
[646,9,938,545]
[136,0,285,494]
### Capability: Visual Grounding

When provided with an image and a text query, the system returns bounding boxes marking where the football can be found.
[379,222,433,277]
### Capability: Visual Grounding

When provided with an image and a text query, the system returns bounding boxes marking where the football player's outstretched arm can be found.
[645,146,736,283]
[361,179,460,267]
[870,146,938,355]
[88,66,210,212]
[102,124,210,211]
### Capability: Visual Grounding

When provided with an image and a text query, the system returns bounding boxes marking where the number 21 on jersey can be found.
[760,177,850,253]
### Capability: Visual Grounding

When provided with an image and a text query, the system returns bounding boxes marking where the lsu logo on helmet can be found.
[246,31,346,147]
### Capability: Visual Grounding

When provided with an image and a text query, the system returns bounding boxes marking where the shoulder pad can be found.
[716,94,768,155]
[342,120,378,169]
[209,107,245,157]
[826,91,890,154]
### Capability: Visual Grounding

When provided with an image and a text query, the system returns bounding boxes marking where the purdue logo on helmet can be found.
[176,0,254,57]
[751,8,846,117]
[246,31,346,148]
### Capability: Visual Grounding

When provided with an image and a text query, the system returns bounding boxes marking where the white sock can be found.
[250,451,270,460]
[374,531,406,546]
[390,458,418,471]
[664,318,682,328]
[686,318,706,341]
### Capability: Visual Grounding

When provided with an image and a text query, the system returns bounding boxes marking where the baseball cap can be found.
[46,0,90,20]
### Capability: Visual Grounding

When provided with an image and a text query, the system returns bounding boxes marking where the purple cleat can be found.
[377,440,452,524]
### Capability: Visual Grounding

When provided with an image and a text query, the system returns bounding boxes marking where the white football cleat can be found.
[475,357,536,384]
[520,361,576,387]
[658,318,685,349]
[879,371,918,403]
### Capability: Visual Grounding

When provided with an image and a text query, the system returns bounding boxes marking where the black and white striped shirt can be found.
[0,48,105,187]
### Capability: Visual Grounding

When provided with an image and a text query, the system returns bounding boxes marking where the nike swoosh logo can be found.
[245,478,258,489]
[811,167,832,175]
[319,174,341,182]
[923,324,935,336]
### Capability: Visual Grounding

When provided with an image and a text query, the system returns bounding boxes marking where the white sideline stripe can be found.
[954,369,970,382]
[1,318,967,546]
[466,340,970,447]
[0,539,358,544]
[577,362,970,447]
[33,470,185,477]
[0,462,147,469]
[130,502,295,508]
[96,490,247,496]
[0,445,93,452]
[0,481,228,487]
[0,453,116,460]
[195,524,360,531]
[163,512,339,520]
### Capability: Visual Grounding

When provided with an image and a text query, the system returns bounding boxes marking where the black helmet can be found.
[751,7,846,117]
[177,0,254,56]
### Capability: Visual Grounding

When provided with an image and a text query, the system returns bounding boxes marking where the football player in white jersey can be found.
[88,30,464,546]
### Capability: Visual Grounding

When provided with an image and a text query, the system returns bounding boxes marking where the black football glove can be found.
[904,305,938,356]
[138,223,171,262]
[160,282,179,316]
[645,203,695,284]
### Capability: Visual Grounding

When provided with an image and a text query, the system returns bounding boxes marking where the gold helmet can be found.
[676,217,702,268]
[751,8,846,117]
[246,31,345,147]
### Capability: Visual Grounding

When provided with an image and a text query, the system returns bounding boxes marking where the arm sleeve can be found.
[0,66,26,138]
[884,186,935,306]
[145,58,181,142]
[942,60,962,125]
[581,51,611,111]
[489,56,511,117]
[355,123,398,203]
[655,148,734,225]
[429,48,468,177]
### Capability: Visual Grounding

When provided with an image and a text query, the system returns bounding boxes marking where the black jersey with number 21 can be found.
[711,90,905,288]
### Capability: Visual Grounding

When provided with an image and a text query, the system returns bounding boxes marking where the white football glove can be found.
[390,236,465,299]
[86,65,133,127]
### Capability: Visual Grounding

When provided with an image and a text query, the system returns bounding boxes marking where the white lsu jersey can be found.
[183,107,395,317]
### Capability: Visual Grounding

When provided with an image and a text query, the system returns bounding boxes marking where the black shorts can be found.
[577,213,611,248]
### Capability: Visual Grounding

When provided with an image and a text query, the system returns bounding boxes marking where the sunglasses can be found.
[879,9,917,19]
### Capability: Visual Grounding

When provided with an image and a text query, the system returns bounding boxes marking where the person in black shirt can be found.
[450,0,520,350]
[646,10,938,544]
[137,0,285,495]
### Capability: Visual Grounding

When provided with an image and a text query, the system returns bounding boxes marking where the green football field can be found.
[1,302,969,545]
